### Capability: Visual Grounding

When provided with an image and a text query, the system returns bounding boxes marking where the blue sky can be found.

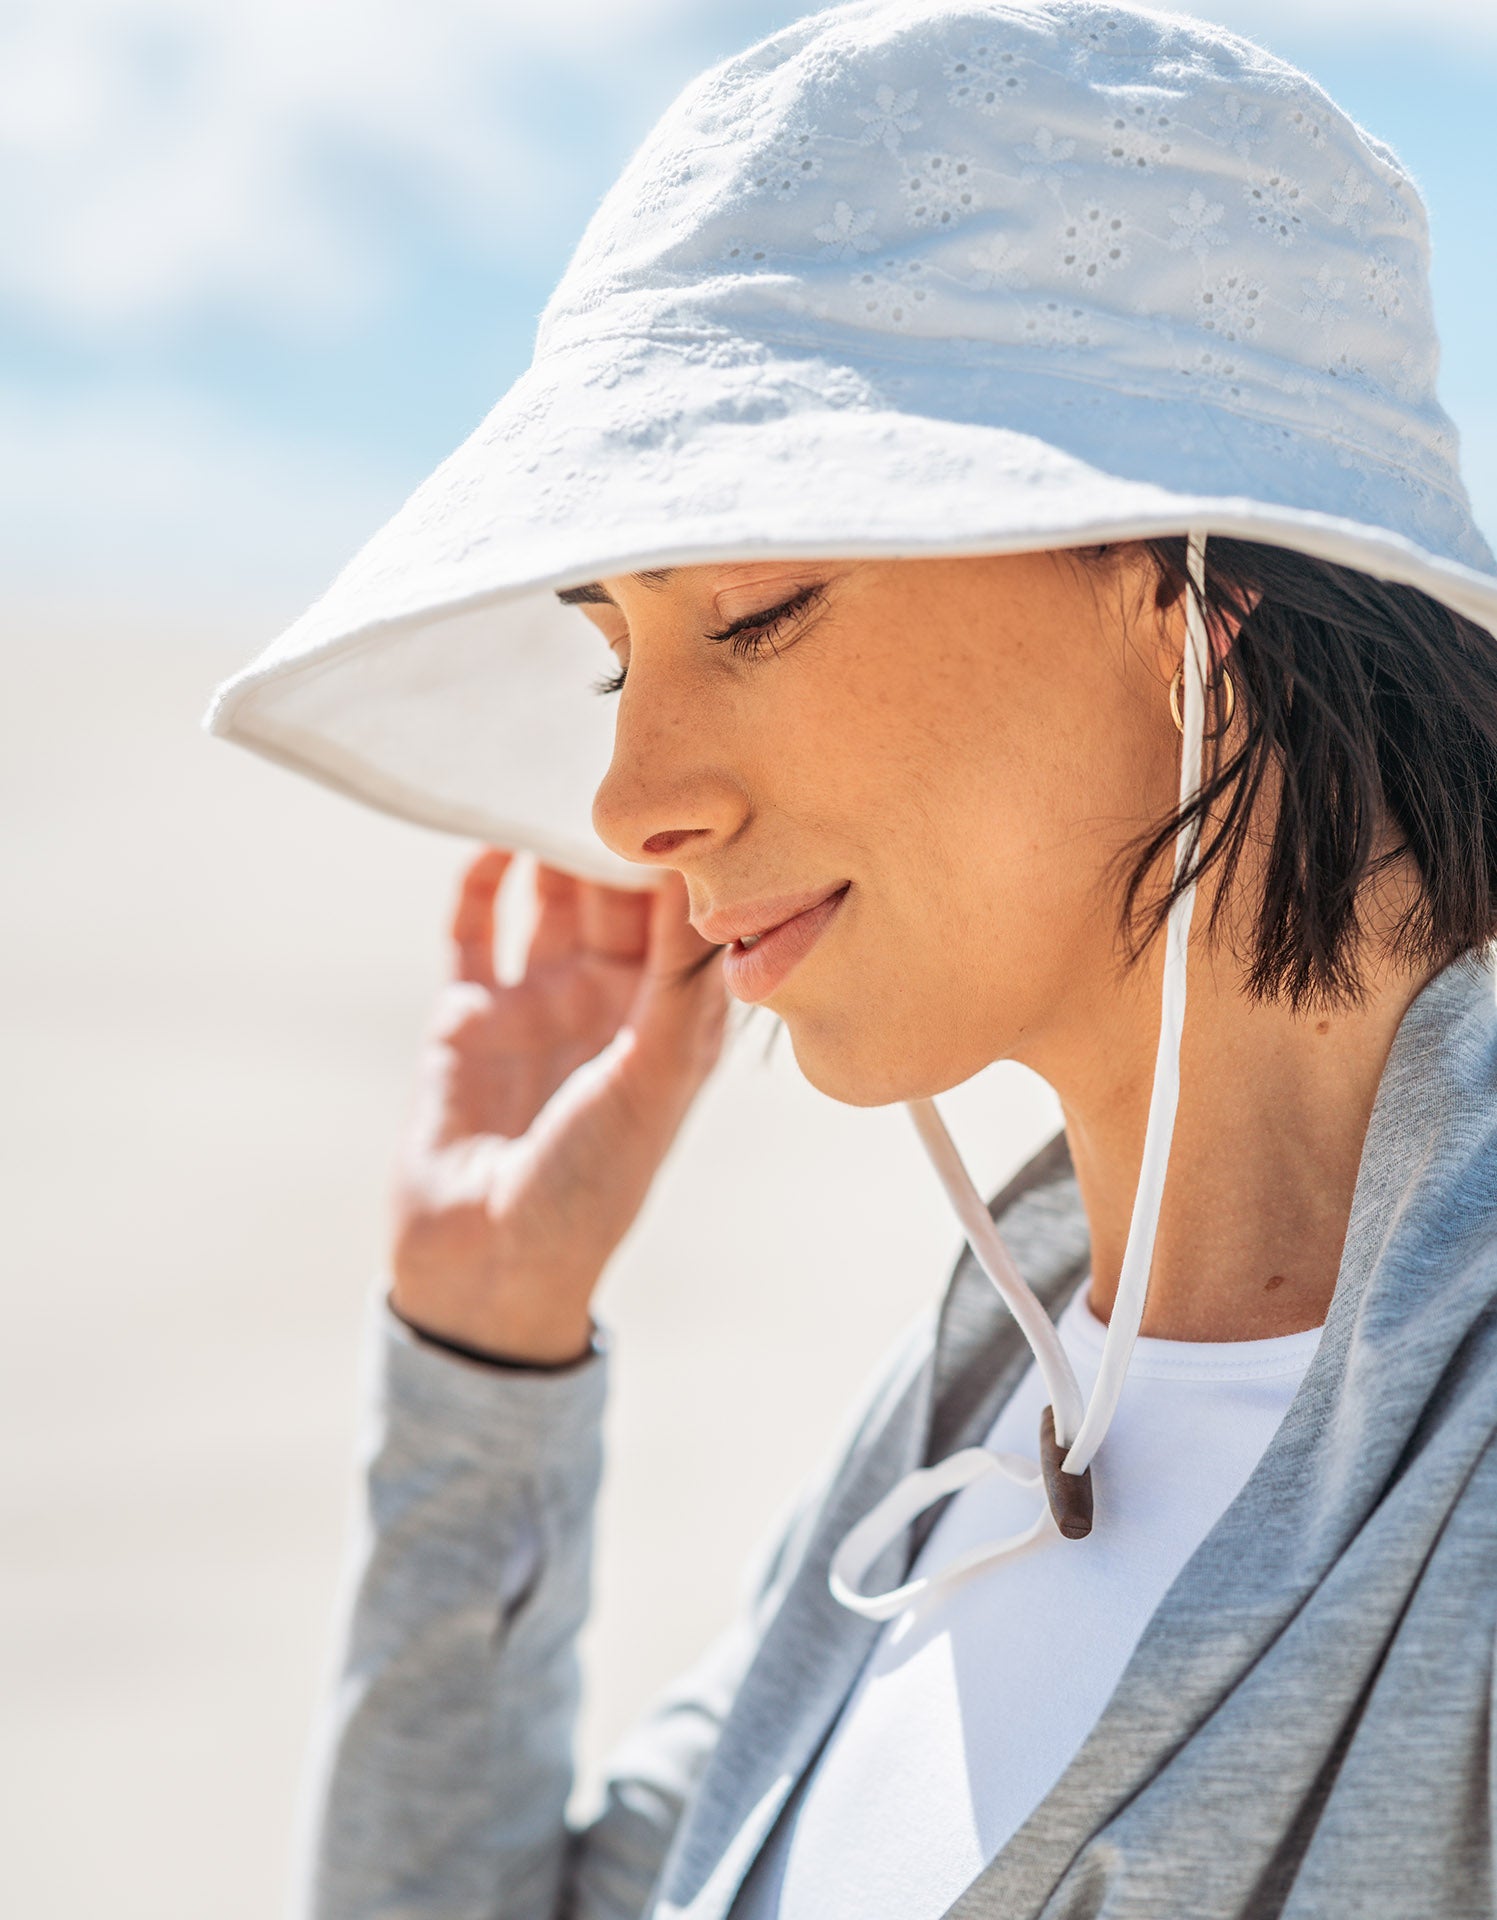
[3,0,1494,619]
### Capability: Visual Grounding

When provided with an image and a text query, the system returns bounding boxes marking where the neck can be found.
[1026,919,1436,1344]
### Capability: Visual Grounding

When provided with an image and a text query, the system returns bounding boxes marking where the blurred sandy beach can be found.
[0,593,1057,1917]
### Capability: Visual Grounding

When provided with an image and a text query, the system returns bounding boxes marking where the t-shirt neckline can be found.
[1063,1277,1326,1381]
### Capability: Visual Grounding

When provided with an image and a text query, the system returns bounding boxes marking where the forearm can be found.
[293,1285,610,1920]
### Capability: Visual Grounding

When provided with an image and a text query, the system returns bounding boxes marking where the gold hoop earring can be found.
[1170,662,1235,735]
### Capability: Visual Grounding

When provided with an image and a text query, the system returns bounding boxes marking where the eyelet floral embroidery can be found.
[484,379,557,440]
[1196,270,1265,341]
[1244,170,1306,245]
[965,231,1030,289]
[944,44,1027,111]
[851,255,930,329]
[1175,342,1248,403]
[720,237,772,268]
[1328,165,1374,237]
[1382,179,1413,231]
[1068,14,1162,70]
[619,146,698,229]
[1427,421,1457,467]
[1286,105,1329,150]
[1101,99,1177,171]
[1323,346,1376,391]
[815,201,882,259]
[1016,127,1079,183]
[1207,93,1266,160]
[856,84,921,152]
[749,131,823,201]
[1167,188,1227,262]
[1057,203,1131,279]
[901,152,982,227]
[1022,298,1101,348]
[1299,261,1347,324]
[515,431,608,519]
[1390,343,1435,402]
[1362,251,1404,319]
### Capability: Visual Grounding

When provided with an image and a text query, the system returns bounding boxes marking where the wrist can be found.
[386,1291,598,1371]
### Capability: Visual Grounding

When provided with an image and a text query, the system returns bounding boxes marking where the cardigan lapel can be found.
[650,1122,1094,1920]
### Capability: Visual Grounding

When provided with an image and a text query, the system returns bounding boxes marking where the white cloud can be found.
[0,0,699,337]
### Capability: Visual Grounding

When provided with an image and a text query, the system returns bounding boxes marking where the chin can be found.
[781,1005,985,1109]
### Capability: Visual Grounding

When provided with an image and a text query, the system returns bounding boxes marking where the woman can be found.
[205,3,1497,1915]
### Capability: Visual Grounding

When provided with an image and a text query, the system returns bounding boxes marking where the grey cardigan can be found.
[298,946,1497,1920]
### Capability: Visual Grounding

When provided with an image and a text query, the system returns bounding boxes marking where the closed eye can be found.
[703,583,824,653]
[590,583,825,696]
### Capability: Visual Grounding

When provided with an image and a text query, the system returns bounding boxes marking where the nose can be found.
[590,674,748,870]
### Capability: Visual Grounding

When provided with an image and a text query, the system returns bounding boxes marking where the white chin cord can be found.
[829,528,1214,1623]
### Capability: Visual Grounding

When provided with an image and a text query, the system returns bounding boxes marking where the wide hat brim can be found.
[203,335,1497,889]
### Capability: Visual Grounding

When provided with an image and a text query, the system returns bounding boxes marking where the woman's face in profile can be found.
[583,549,1188,1106]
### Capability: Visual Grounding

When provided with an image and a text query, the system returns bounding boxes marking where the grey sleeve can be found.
[292,1288,613,1920]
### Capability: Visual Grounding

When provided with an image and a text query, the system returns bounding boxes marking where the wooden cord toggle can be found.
[1039,1404,1094,1540]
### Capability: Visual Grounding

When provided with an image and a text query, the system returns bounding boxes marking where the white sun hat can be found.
[204,0,1496,887]
[203,0,1497,1610]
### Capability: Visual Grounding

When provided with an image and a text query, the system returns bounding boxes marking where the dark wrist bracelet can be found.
[386,1295,600,1374]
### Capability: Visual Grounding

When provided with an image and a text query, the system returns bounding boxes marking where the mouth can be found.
[719,882,851,1003]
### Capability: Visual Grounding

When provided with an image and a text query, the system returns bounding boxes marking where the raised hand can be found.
[389,848,729,1363]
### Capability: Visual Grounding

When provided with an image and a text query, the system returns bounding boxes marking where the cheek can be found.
[864,660,1125,913]
[812,672,1160,1033]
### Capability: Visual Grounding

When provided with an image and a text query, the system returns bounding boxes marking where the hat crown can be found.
[535,0,1465,539]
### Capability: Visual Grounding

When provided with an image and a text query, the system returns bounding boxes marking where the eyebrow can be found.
[554,567,676,607]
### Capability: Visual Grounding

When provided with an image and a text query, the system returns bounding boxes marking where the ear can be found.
[1151,566,1262,682]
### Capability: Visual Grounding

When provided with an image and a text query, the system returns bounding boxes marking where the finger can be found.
[525,862,582,967]
[578,878,653,961]
[645,867,718,972]
[450,847,514,986]
[625,870,728,1080]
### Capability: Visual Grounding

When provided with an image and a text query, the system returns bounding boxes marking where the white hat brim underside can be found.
[204,397,1497,890]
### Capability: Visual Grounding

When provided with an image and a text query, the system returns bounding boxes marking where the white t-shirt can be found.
[732,1281,1323,1920]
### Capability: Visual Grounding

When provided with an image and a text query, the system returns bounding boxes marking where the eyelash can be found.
[590,584,824,696]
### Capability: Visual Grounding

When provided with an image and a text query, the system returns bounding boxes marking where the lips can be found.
[717,883,850,1003]
[696,882,851,947]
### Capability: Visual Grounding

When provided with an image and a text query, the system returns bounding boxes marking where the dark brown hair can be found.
[1104,535,1497,1012]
